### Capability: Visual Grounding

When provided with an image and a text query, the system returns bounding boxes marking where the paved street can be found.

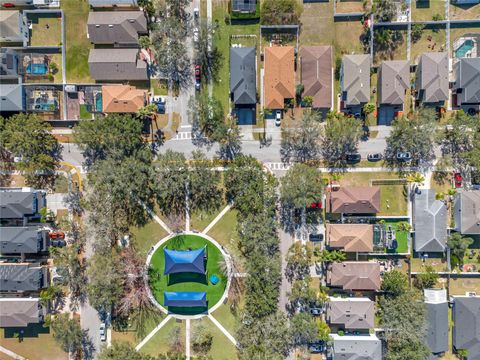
[279,230,294,313]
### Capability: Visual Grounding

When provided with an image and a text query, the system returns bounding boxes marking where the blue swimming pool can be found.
[95,93,102,112]
[455,39,475,58]
[26,63,48,75]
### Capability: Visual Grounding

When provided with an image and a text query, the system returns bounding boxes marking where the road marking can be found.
[135,315,173,351]
[172,132,192,140]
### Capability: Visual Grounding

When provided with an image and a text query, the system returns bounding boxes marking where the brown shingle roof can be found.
[327,262,381,291]
[300,46,333,109]
[102,85,146,113]
[327,224,374,252]
[326,298,375,329]
[328,187,381,214]
[264,46,295,109]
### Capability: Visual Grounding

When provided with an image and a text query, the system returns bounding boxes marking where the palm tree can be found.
[406,172,425,187]
[396,221,411,232]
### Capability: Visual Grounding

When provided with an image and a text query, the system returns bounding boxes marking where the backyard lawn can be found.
[411,0,446,22]
[149,234,227,315]
[410,29,447,64]
[0,324,66,360]
[373,30,408,65]
[450,27,480,54]
[300,2,334,46]
[411,257,449,272]
[29,14,62,46]
[62,0,93,83]
[382,220,409,253]
[449,277,480,295]
[334,21,366,58]
[336,0,365,14]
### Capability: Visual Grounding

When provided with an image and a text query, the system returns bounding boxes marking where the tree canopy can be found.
[381,269,409,298]
[413,265,439,290]
[280,163,323,209]
[0,113,61,188]
[290,313,318,347]
[51,314,85,356]
[448,232,474,267]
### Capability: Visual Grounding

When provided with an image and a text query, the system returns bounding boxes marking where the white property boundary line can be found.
[144,231,233,320]
[135,315,172,351]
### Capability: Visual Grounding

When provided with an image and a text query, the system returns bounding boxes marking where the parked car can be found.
[309,233,324,242]
[367,153,383,162]
[49,231,65,239]
[309,342,325,353]
[346,153,361,163]
[396,151,412,162]
[454,172,462,188]
[50,239,66,247]
[309,307,323,316]
[275,110,282,127]
[193,27,199,42]
[193,7,199,18]
[99,323,106,342]
[195,65,201,81]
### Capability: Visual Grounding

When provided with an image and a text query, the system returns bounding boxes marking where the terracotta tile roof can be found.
[101,85,146,113]
[264,46,295,109]
[327,187,381,214]
[327,262,381,291]
[300,46,333,109]
[327,224,374,252]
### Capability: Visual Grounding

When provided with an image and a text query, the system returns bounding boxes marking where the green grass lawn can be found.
[61,0,93,83]
[300,2,334,46]
[131,220,168,260]
[373,30,408,65]
[382,220,409,253]
[194,317,237,360]
[149,235,227,315]
[410,29,447,65]
[0,324,66,360]
[190,209,223,232]
[334,20,366,58]
[210,303,238,335]
[79,104,92,120]
[29,14,62,46]
[411,0,446,21]
[139,318,185,357]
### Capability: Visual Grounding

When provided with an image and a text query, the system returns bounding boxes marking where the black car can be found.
[309,233,324,242]
[309,307,323,316]
[367,153,383,162]
[396,151,412,162]
[346,153,361,163]
[51,239,66,247]
[309,342,325,353]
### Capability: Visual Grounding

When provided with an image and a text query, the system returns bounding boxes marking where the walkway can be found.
[0,346,26,360]
[208,314,238,347]
[135,315,173,351]
[141,202,173,234]
[202,204,232,234]
[186,319,191,360]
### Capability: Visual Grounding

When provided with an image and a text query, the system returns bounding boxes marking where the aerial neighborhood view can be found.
[2,0,480,359]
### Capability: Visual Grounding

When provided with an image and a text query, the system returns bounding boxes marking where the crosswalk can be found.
[172,131,193,140]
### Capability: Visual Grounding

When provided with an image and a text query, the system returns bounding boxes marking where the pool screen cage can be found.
[25,85,60,112]
[19,53,50,76]
[82,85,103,113]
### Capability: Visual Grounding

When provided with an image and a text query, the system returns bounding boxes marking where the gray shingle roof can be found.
[232,0,256,12]
[453,296,480,360]
[426,302,449,355]
[454,190,480,235]
[378,60,410,105]
[327,298,375,329]
[89,0,138,7]
[230,47,256,105]
[0,84,23,112]
[88,48,148,81]
[341,54,370,107]
[0,227,45,255]
[454,58,480,105]
[413,189,448,252]
[0,10,22,41]
[415,52,449,104]
[331,334,382,360]
[0,263,46,292]
[87,11,147,45]
[0,298,41,327]
[0,48,19,78]
[0,189,45,219]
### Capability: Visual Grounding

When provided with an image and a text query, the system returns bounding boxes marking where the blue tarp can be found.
[164,247,206,275]
[164,292,207,307]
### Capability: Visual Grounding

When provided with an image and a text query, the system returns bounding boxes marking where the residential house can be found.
[0,10,28,43]
[0,263,48,292]
[0,0,33,5]
[0,226,49,255]
[340,54,370,115]
[326,224,374,253]
[0,84,24,112]
[327,262,381,291]
[326,297,375,330]
[413,189,448,253]
[331,334,382,360]
[0,298,45,327]
[88,0,138,7]
[454,190,480,235]
[327,187,381,214]
[424,289,449,358]
[452,0,480,4]
[377,60,410,125]
[88,48,148,81]
[0,188,46,222]
[230,47,256,124]
[300,45,333,113]
[0,48,19,79]
[452,58,480,114]
[87,11,147,46]
[232,0,256,12]
[415,52,449,108]
[263,46,295,110]
[452,295,480,360]
[101,85,147,113]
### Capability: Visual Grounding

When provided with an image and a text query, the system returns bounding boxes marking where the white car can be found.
[275,110,282,127]
[193,27,199,42]
[99,323,106,342]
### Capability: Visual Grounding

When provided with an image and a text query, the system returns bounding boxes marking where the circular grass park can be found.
[148,233,228,316]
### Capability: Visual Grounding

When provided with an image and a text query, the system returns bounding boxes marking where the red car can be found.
[454,172,462,188]
[195,65,201,80]
[2,3,15,7]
